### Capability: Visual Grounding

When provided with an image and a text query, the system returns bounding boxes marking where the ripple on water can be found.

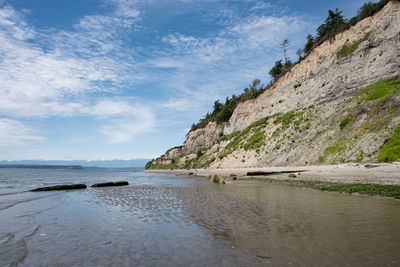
[84,182,400,266]
[1,170,400,266]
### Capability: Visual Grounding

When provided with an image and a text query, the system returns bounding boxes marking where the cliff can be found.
[148,1,400,170]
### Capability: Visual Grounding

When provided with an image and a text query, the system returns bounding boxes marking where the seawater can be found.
[0,168,399,266]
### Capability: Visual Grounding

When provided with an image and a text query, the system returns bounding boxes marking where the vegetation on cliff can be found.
[147,78,400,169]
[189,0,394,133]
[190,79,266,131]
[378,125,400,162]
[146,0,399,170]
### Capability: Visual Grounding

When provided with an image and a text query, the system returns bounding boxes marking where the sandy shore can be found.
[146,163,400,185]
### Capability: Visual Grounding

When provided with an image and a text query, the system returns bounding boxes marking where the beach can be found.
[1,167,400,265]
[147,163,400,185]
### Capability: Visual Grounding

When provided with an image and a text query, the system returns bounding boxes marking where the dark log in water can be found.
[91,181,129,187]
[247,170,307,176]
[31,184,87,191]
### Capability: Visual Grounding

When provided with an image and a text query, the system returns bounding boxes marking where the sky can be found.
[0,0,369,161]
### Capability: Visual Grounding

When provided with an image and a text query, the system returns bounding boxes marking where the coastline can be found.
[145,163,400,185]
[146,163,400,199]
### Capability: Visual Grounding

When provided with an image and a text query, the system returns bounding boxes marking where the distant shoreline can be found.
[0,164,84,169]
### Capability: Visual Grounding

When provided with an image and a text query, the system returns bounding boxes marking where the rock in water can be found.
[91,181,129,187]
[31,184,87,191]
[208,174,225,184]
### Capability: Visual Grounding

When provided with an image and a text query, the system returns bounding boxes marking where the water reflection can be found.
[87,181,400,266]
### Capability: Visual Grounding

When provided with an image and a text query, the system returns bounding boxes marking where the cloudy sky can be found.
[0,0,367,161]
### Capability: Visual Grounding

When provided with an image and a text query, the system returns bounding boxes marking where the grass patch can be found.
[218,116,269,159]
[356,150,364,163]
[377,125,400,162]
[319,138,349,164]
[201,157,216,168]
[337,31,372,59]
[238,177,400,199]
[243,130,266,151]
[324,143,346,155]
[355,80,400,103]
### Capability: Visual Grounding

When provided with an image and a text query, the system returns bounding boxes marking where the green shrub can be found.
[377,125,400,162]
[340,117,351,130]
[145,160,153,169]
[356,150,364,162]
[337,31,372,58]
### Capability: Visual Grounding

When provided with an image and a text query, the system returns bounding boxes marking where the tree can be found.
[269,60,283,80]
[211,100,223,115]
[216,98,237,123]
[349,0,389,26]
[316,8,347,41]
[303,34,314,55]
[296,49,303,61]
[281,39,289,64]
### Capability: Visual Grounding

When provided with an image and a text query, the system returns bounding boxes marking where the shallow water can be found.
[0,168,399,266]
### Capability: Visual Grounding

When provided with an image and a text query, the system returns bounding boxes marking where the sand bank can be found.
[146,163,400,185]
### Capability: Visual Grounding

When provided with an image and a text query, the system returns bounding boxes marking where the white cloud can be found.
[0,3,155,144]
[0,118,45,147]
[161,98,193,111]
[98,104,155,144]
[0,0,314,150]
[112,0,141,19]
[141,10,312,115]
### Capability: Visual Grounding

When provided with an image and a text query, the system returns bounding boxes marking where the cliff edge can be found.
[147,1,400,170]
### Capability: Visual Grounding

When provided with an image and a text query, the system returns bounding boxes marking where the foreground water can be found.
[0,168,399,266]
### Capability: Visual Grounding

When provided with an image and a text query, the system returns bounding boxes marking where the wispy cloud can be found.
[143,6,312,115]
[0,118,45,146]
[0,2,153,143]
[0,0,317,159]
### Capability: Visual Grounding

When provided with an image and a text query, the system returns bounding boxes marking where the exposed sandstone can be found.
[148,2,400,170]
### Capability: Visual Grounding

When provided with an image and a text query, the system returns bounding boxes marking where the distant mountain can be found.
[0,164,83,169]
[0,159,151,168]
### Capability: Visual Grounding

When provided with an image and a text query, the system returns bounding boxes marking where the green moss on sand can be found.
[238,177,400,199]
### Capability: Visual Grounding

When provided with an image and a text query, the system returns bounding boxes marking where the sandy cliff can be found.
[148,1,400,170]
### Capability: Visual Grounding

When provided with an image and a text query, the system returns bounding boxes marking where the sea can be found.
[0,167,399,266]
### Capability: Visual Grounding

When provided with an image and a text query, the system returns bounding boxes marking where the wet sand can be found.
[1,169,400,266]
[146,163,400,185]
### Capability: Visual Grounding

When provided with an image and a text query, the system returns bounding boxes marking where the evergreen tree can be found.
[316,8,347,42]
[269,60,283,80]
[303,34,314,55]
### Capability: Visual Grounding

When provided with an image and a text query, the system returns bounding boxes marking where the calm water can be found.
[0,168,399,266]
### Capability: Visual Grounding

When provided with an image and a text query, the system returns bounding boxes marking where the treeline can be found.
[305,0,392,56]
[190,79,267,131]
[189,0,394,132]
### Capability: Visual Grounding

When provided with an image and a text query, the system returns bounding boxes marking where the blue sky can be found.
[0,0,368,161]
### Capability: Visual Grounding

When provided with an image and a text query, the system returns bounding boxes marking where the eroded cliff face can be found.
[148,1,400,170]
